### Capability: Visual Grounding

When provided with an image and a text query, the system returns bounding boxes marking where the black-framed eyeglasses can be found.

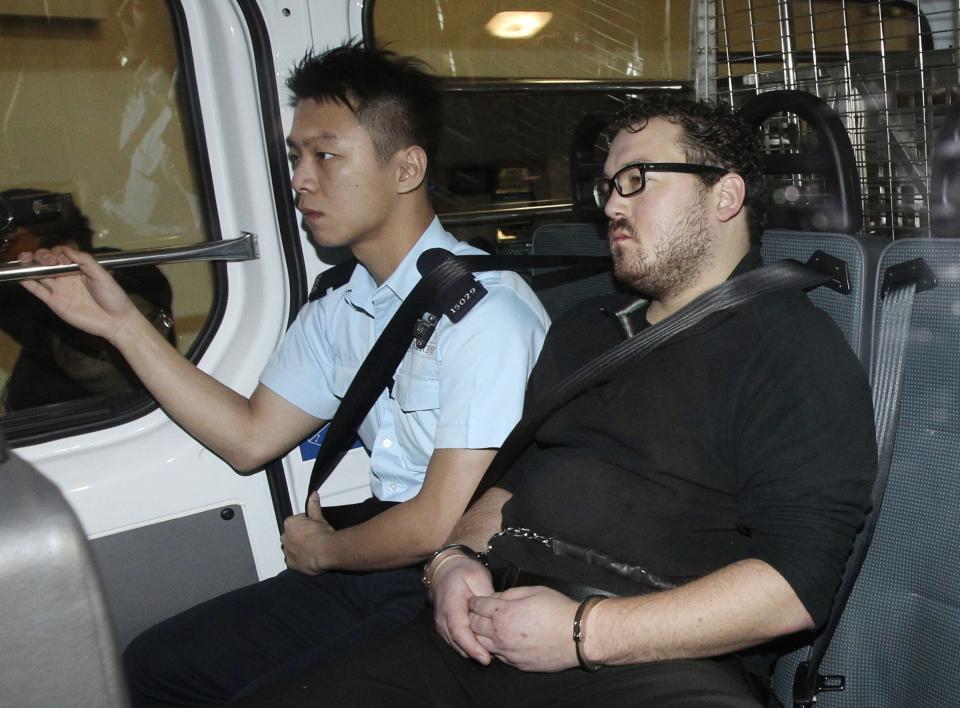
[592,162,728,208]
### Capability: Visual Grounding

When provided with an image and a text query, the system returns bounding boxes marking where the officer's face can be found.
[287,98,402,253]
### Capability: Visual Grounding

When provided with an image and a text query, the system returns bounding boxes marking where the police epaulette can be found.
[308,259,358,302]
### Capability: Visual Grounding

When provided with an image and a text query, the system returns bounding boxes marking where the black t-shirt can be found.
[498,251,877,628]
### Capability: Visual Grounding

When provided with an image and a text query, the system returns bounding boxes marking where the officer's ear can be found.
[396,145,428,195]
[714,172,747,224]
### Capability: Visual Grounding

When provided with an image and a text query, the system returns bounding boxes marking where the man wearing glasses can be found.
[236,95,877,707]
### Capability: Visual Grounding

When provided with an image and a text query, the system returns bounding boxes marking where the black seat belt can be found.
[307,259,358,302]
[309,252,834,525]
[791,258,936,707]
[306,250,611,516]
[468,258,834,503]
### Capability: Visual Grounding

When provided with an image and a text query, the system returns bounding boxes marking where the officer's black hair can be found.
[286,40,442,168]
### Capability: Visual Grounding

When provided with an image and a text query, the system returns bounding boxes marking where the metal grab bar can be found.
[438,200,575,227]
[0,232,259,284]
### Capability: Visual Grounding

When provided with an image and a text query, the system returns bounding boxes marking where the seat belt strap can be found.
[469,259,834,503]
[792,258,936,707]
[305,251,611,501]
[307,259,357,302]
[306,254,834,513]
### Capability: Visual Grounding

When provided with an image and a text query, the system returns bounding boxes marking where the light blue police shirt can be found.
[260,218,550,502]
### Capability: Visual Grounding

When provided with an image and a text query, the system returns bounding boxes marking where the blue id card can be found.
[298,424,363,461]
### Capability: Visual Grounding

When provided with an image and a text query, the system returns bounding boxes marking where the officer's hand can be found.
[432,554,495,664]
[19,246,138,342]
[281,492,335,575]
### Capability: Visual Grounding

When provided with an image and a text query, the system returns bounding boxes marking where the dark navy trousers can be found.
[123,566,424,707]
[229,610,765,708]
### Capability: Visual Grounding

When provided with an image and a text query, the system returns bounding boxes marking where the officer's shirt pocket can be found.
[392,371,440,413]
[390,351,441,471]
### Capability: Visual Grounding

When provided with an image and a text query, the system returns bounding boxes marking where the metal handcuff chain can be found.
[488,527,681,591]
[487,527,553,552]
[421,528,550,589]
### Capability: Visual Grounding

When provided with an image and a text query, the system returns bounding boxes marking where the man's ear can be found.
[396,145,428,195]
[714,173,747,223]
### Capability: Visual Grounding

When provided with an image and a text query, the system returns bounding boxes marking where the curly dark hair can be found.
[286,40,442,168]
[607,94,767,244]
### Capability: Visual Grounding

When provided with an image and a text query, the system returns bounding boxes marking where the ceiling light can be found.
[485,11,553,39]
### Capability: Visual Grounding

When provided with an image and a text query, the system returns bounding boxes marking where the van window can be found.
[0,0,217,443]
[371,0,690,80]
[369,0,694,249]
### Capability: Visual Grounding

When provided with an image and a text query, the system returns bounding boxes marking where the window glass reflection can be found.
[372,0,691,80]
[0,0,213,420]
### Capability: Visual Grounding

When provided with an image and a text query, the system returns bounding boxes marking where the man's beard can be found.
[608,198,716,300]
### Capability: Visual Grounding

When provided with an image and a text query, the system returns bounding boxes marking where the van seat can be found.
[530,222,620,319]
[740,90,862,234]
[0,439,129,707]
[772,238,960,707]
[760,229,881,365]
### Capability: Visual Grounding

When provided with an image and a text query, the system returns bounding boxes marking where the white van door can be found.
[0,0,367,647]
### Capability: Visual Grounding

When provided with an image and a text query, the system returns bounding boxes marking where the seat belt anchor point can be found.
[805,250,851,294]
[881,257,937,300]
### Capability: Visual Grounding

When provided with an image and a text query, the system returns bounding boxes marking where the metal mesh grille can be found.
[710,0,960,239]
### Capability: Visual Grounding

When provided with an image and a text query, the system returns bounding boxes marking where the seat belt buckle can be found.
[793,661,845,706]
[817,674,846,693]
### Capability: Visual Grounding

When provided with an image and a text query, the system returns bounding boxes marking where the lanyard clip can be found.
[413,312,439,350]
